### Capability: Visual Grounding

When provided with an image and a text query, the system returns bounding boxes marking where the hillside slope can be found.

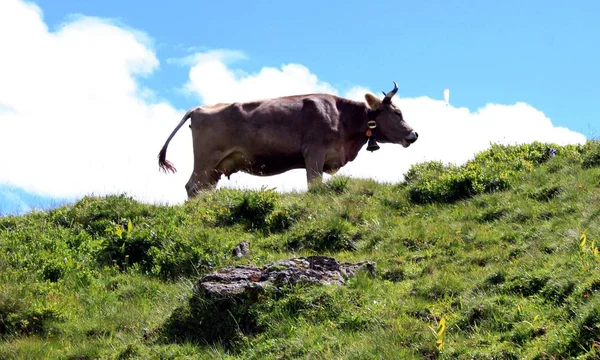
[1,141,599,359]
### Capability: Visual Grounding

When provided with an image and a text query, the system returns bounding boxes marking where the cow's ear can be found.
[365,94,382,110]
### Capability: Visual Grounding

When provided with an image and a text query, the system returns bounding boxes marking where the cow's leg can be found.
[185,167,220,199]
[303,149,326,187]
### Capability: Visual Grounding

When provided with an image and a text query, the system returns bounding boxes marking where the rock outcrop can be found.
[199,255,376,298]
[158,256,376,345]
[231,241,250,258]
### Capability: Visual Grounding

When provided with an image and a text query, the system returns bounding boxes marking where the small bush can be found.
[405,160,512,204]
[541,278,576,305]
[159,288,263,347]
[581,140,600,169]
[51,194,153,237]
[528,185,562,202]
[286,218,358,252]
[94,219,228,280]
[403,142,569,204]
[484,271,507,287]
[148,237,218,280]
[159,284,372,347]
[477,207,509,223]
[505,273,550,297]
[454,297,516,334]
[382,268,406,282]
[266,202,304,233]
[96,220,156,272]
[215,188,280,231]
[309,176,351,195]
[403,161,446,184]
[41,259,65,282]
[0,293,63,336]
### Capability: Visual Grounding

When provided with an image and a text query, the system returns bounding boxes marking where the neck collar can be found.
[366,108,381,121]
[364,108,381,152]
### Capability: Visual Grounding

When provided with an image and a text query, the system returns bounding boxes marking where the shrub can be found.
[148,232,222,280]
[403,161,446,184]
[95,219,227,280]
[41,259,65,282]
[50,194,153,236]
[159,288,263,346]
[541,278,576,305]
[476,207,509,223]
[96,220,156,272]
[581,140,600,169]
[484,271,507,287]
[505,272,550,297]
[214,188,280,231]
[403,142,568,204]
[266,202,304,233]
[0,292,63,336]
[406,162,510,204]
[382,268,406,282]
[309,176,351,195]
[528,185,562,202]
[287,217,358,252]
[454,296,517,334]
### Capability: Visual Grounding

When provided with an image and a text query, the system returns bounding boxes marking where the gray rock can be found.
[158,256,377,345]
[199,255,376,299]
[232,241,250,258]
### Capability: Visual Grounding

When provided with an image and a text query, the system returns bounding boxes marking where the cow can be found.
[158,82,418,198]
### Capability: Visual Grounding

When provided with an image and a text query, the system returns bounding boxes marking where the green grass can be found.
[1,140,600,359]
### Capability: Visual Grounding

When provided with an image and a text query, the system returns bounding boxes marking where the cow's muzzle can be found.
[407,131,418,143]
[401,131,418,148]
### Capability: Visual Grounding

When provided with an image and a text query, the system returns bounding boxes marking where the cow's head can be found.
[364,82,418,148]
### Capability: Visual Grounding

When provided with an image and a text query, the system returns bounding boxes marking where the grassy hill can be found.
[1,141,600,359]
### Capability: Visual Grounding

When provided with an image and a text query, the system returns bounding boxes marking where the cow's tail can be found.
[158,109,194,173]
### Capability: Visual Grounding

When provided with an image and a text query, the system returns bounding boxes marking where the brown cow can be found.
[158,82,418,198]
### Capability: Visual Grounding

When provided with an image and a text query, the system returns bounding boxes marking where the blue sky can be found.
[33,0,599,135]
[1,0,599,215]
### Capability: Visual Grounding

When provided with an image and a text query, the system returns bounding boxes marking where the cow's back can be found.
[196,94,340,149]
[188,94,344,176]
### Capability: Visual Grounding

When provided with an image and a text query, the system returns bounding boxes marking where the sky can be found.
[1,0,598,215]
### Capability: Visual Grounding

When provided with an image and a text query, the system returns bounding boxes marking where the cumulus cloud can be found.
[166,48,247,67]
[0,0,192,204]
[181,53,338,105]
[0,0,588,209]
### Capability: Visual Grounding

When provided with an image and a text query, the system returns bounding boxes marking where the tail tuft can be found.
[157,108,194,174]
[158,147,177,173]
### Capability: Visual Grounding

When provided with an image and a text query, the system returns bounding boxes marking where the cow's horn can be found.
[383,81,398,103]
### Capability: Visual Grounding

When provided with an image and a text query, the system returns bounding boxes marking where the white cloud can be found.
[182,53,338,105]
[166,48,247,67]
[0,0,192,204]
[0,0,588,208]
